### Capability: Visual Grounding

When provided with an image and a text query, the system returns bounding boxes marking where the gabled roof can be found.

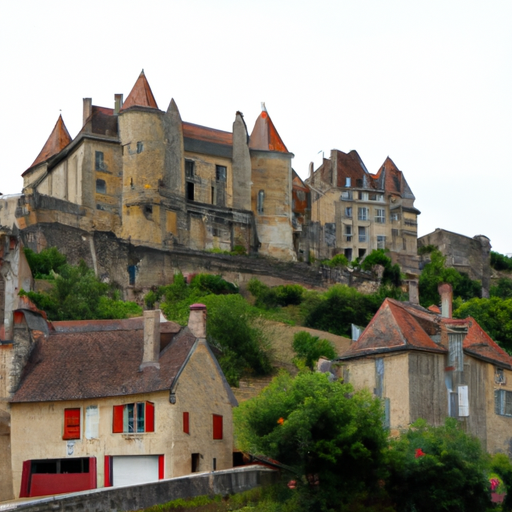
[339,298,446,360]
[25,115,72,173]
[335,149,376,189]
[459,317,512,370]
[249,106,288,153]
[120,70,158,111]
[11,318,195,402]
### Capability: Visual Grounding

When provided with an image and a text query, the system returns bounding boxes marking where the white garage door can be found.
[112,456,159,487]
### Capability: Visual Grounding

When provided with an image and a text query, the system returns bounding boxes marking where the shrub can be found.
[491,278,512,299]
[323,253,349,268]
[491,251,512,272]
[247,279,304,309]
[24,246,67,279]
[292,331,336,369]
[190,274,238,295]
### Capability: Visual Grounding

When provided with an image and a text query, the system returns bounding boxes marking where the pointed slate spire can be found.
[121,70,158,111]
[249,103,288,152]
[28,115,72,170]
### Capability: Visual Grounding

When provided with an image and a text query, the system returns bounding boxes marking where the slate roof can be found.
[25,115,72,173]
[339,299,446,360]
[249,108,289,153]
[121,70,159,111]
[11,319,195,403]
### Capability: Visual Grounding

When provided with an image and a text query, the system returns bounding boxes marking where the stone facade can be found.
[305,151,420,274]
[418,228,492,297]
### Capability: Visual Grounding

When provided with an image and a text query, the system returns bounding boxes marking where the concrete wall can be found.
[0,466,278,512]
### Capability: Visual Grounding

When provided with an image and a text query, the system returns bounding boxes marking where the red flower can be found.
[277,417,284,425]
[490,478,500,492]
[415,448,425,458]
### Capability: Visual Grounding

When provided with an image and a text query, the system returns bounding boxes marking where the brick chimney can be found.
[438,283,453,318]
[141,309,160,370]
[188,303,207,338]
[83,98,92,126]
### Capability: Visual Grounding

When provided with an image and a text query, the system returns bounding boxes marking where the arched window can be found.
[257,190,265,214]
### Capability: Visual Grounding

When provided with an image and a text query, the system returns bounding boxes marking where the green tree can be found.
[491,251,512,272]
[454,297,512,353]
[22,260,141,321]
[24,246,67,278]
[419,249,481,307]
[490,278,512,299]
[292,331,336,369]
[386,418,491,512]
[234,371,388,510]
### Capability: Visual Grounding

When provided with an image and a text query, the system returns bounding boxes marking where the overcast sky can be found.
[1,1,511,252]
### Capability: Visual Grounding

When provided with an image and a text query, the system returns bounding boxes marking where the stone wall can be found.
[0,466,278,512]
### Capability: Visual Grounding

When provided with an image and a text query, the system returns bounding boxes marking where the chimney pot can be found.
[141,309,160,370]
[438,283,453,318]
[188,303,207,338]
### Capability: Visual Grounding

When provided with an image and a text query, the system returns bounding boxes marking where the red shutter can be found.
[213,414,223,440]
[183,412,190,434]
[145,401,155,432]
[113,405,124,433]
[89,457,97,490]
[63,408,81,440]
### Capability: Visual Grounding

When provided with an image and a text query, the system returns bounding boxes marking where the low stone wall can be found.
[0,466,278,512]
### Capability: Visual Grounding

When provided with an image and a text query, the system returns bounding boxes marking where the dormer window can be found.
[345,177,351,187]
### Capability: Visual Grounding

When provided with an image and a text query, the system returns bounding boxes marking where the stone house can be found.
[418,228,492,297]
[305,150,420,274]
[17,71,296,273]
[338,284,512,455]
[1,304,237,500]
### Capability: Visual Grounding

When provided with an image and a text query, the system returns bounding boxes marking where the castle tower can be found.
[249,105,296,261]
[118,71,166,245]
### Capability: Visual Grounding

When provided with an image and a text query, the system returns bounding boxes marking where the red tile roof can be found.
[25,115,72,173]
[121,70,158,111]
[340,299,446,359]
[11,321,195,402]
[183,122,233,146]
[249,108,288,153]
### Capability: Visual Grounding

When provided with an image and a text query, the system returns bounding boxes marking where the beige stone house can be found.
[305,150,420,274]
[338,285,512,455]
[2,304,237,499]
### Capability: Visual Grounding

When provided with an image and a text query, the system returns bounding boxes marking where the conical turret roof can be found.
[249,104,288,152]
[26,115,72,172]
[121,70,158,111]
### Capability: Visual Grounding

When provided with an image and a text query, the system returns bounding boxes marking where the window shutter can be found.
[213,414,223,440]
[183,412,190,434]
[458,385,469,417]
[113,405,124,433]
[495,389,501,414]
[145,402,155,432]
[63,408,81,440]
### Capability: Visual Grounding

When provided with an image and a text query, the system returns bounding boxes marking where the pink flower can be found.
[490,478,500,492]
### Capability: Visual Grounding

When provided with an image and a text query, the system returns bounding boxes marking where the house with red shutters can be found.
[1,304,237,499]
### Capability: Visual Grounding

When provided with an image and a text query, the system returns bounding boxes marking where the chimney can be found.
[309,162,314,180]
[114,94,124,114]
[83,98,92,126]
[438,283,453,318]
[408,279,419,304]
[188,303,207,338]
[141,309,160,370]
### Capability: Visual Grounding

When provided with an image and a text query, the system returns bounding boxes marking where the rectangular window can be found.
[216,165,227,182]
[85,406,99,440]
[112,402,154,433]
[358,191,368,201]
[345,225,352,242]
[183,412,190,434]
[96,179,106,194]
[213,414,223,440]
[358,207,368,221]
[345,177,351,187]
[187,181,195,201]
[136,141,144,154]
[344,207,352,218]
[63,408,81,440]
[95,151,104,171]
[358,226,367,243]
[185,160,195,178]
[377,235,386,249]
[496,390,512,417]
[375,208,385,223]
[257,190,265,214]
[341,190,353,200]
[391,213,400,222]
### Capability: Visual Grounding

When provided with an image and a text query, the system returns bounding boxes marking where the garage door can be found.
[112,456,159,487]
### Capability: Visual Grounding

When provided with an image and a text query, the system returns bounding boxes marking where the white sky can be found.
[1,1,511,252]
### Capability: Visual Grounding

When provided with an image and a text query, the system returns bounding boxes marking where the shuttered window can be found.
[113,402,155,433]
[63,408,81,440]
[213,414,223,440]
[183,412,190,434]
